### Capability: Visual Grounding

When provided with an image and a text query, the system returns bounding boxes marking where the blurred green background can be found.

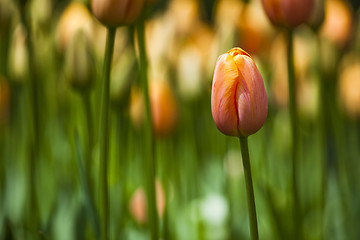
[1,0,360,239]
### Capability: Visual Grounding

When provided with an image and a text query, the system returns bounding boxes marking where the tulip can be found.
[91,0,144,27]
[0,0,12,38]
[8,25,28,84]
[261,0,314,28]
[211,47,268,137]
[150,80,178,137]
[56,2,93,51]
[129,81,178,137]
[307,0,325,30]
[237,0,274,56]
[320,0,353,47]
[339,55,360,118]
[64,31,95,91]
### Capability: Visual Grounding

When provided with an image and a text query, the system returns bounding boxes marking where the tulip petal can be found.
[233,54,268,136]
[211,53,240,136]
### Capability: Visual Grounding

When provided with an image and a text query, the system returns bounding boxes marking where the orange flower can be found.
[150,80,178,137]
[56,2,93,51]
[320,0,353,47]
[211,48,268,137]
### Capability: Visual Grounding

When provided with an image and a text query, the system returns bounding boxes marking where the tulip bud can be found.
[129,180,165,224]
[91,0,145,27]
[0,0,13,38]
[64,31,95,92]
[8,25,29,84]
[211,48,268,137]
[261,0,314,28]
[339,54,360,118]
[130,81,179,137]
[307,0,325,31]
[320,0,353,47]
[56,2,93,51]
[150,80,178,137]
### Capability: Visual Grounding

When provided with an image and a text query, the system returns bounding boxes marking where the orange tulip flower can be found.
[211,48,268,137]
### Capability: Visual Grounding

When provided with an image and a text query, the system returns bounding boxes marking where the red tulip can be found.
[261,0,314,28]
[91,0,144,27]
[211,48,268,137]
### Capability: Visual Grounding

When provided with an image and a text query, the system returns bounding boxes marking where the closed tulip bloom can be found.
[320,0,353,47]
[56,2,93,51]
[211,48,268,137]
[150,80,178,137]
[91,0,144,27]
[261,0,314,28]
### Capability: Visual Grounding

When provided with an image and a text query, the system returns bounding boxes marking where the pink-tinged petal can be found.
[211,53,240,136]
[232,53,268,136]
[281,0,314,27]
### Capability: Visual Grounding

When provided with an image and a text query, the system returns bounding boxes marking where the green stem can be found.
[287,29,302,239]
[239,136,259,240]
[137,14,159,240]
[19,5,40,234]
[316,35,327,240]
[81,91,94,185]
[99,27,116,240]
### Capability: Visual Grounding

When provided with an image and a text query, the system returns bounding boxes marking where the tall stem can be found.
[239,136,259,240]
[81,92,94,179]
[287,29,302,239]
[316,35,327,240]
[99,27,116,240]
[19,5,40,234]
[137,14,159,240]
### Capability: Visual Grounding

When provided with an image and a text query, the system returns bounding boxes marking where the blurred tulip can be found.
[64,31,95,92]
[0,75,10,125]
[339,54,360,118]
[30,0,52,31]
[320,0,353,47]
[130,80,178,136]
[214,0,243,53]
[211,48,268,137]
[8,25,28,84]
[150,80,178,137]
[129,180,165,224]
[215,0,243,30]
[237,0,274,56]
[0,0,13,37]
[261,0,314,28]
[307,0,325,30]
[167,0,199,36]
[91,0,144,27]
[56,2,93,51]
